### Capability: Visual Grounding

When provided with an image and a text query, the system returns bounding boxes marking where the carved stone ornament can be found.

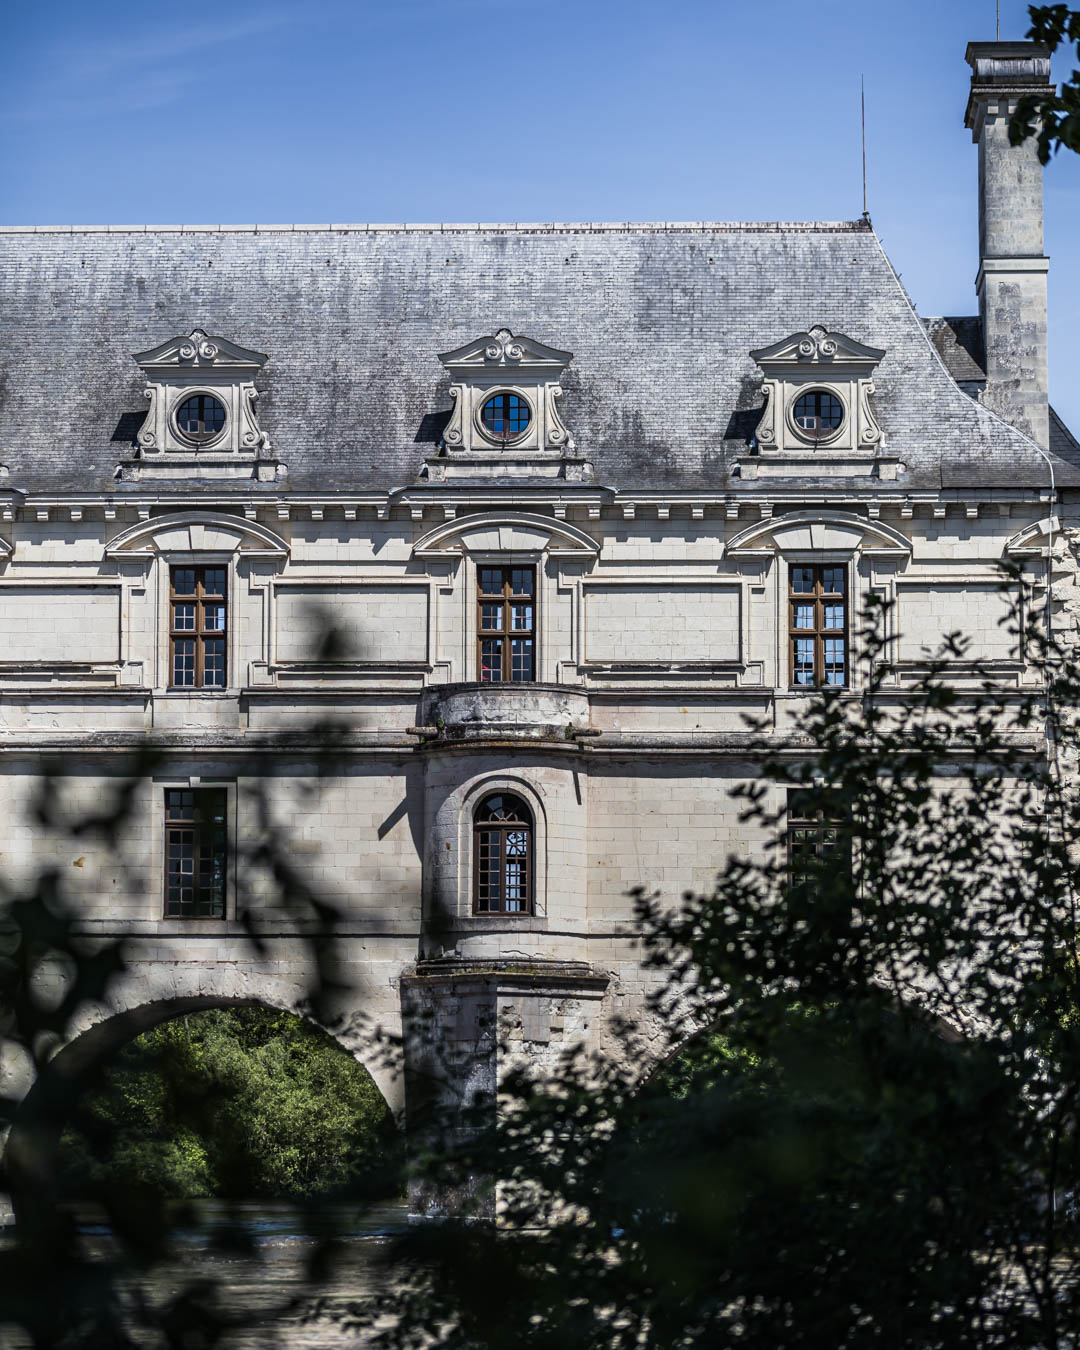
[748,325,886,454]
[436,329,575,455]
[132,329,272,457]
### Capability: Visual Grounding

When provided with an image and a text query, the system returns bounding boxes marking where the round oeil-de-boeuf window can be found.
[480,391,531,442]
[175,393,227,444]
[793,389,844,440]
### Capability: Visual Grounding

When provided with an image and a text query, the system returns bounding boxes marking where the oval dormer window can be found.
[480,391,531,444]
[175,393,227,445]
[793,389,844,441]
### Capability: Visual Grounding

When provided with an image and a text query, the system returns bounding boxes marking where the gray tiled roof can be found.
[0,221,1073,495]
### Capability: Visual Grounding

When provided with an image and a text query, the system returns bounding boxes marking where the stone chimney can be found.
[965,40,1052,446]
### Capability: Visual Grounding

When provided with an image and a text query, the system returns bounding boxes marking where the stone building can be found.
[0,41,1076,1185]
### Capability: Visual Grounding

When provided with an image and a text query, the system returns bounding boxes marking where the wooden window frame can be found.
[170,565,228,689]
[477,565,536,683]
[472,793,534,915]
[164,788,227,919]
[788,562,848,687]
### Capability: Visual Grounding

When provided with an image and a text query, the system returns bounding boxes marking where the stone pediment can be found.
[413,512,600,559]
[133,330,269,376]
[750,326,885,370]
[438,329,573,377]
[725,510,911,558]
[105,511,289,558]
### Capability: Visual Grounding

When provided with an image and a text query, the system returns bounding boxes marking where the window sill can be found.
[163,687,235,696]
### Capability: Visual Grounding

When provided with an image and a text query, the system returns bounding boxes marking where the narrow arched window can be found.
[473,793,533,914]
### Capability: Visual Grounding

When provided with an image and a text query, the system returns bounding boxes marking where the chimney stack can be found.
[965,41,1052,446]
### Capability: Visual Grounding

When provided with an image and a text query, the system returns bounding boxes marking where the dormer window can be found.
[749,326,884,455]
[132,329,271,458]
[437,329,573,456]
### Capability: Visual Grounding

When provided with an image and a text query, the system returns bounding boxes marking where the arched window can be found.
[473,793,533,914]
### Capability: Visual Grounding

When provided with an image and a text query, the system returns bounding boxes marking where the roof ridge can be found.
[0,220,873,237]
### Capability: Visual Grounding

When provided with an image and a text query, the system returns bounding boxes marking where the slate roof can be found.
[0,221,1075,495]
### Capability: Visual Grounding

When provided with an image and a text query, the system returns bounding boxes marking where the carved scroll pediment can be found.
[413,512,599,559]
[438,328,572,377]
[750,325,885,370]
[133,330,268,376]
[129,328,274,463]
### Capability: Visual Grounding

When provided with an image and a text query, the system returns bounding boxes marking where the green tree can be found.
[353,589,1080,1350]
[58,1006,402,1202]
[1010,5,1080,159]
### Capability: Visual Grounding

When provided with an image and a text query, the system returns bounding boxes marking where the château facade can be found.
[0,41,1077,1193]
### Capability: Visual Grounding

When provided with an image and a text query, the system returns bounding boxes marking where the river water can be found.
[2,1199,416,1348]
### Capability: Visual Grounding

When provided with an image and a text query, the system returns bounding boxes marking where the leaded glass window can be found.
[789,564,847,687]
[164,788,227,918]
[473,793,533,914]
[170,566,227,688]
[478,566,535,682]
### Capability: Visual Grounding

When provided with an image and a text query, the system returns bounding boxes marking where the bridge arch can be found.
[4,980,404,1232]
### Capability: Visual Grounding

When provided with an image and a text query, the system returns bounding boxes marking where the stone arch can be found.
[1004,515,1058,556]
[4,985,403,1232]
[725,510,912,559]
[412,511,600,560]
[635,994,967,1097]
[104,510,290,559]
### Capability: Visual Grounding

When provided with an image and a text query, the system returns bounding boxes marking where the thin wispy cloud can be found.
[5,10,296,124]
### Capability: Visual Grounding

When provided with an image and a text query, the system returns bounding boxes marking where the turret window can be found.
[473,793,534,914]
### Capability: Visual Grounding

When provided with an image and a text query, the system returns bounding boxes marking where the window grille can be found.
[164,788,227,918]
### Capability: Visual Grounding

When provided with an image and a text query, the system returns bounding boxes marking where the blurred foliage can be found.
[7,578,1080,1347]
[1010,6,1080,160]
[58,1006,403,1203]
[343,582,1080,1350]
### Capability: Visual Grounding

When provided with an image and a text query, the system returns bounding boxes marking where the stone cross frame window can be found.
[789,563,847,686]
[477,565,535,682]
[164,788,227,918]
[473,793,534,914]
[170,566,228,688]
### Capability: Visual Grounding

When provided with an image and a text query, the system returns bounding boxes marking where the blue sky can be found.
[3,0,1078,432]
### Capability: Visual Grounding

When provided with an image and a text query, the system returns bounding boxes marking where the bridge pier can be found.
[401,959,609,1217]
